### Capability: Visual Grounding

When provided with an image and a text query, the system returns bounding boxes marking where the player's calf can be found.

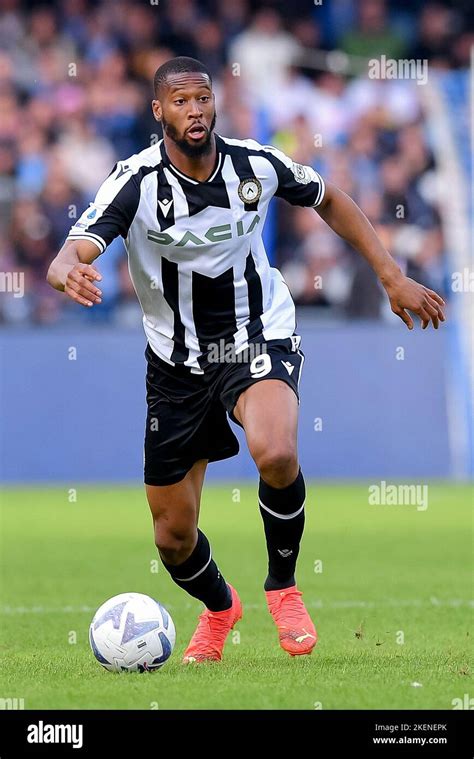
[159,528,233,612]
[258,466,306,591]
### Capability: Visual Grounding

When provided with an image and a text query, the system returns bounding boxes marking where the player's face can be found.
[153,73,216,158]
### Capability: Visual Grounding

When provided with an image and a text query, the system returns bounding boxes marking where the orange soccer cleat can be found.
[182,584,243,663]
[265,585,318,656]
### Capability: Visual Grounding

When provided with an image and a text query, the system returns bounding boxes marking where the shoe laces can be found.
[269,588,305,625]
[192,607,233,646]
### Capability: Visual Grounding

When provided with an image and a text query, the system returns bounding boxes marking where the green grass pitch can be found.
[0,483,472,710]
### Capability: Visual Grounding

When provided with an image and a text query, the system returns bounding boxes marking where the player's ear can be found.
[151,100,162,122]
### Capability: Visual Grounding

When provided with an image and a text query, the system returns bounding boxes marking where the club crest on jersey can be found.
[238,177,262,211]
[291,163,312,185]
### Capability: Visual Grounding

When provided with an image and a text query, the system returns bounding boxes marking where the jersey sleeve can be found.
[263,145,326,208]
[66,162,141,253]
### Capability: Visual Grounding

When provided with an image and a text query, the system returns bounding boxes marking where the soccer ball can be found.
[89,592,175,672]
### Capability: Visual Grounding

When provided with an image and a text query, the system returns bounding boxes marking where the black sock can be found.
[258,467,306,591]
[160,529,232,611]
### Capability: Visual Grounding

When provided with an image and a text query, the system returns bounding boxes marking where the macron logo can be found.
[116,163,131,179]
[158,198,173,217]
[27,721,83,750]
[281,360,294,376]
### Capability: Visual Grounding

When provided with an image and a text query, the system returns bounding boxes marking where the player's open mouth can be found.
[187,125,207,140]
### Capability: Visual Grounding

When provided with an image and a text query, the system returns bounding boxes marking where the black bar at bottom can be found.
[0,709,472,756]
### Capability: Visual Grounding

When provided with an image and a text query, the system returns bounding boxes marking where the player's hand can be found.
[64,263,103,307]
[384,273,446,330]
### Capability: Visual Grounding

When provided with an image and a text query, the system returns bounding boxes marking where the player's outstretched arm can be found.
[47,239,103,308]
[315,182,446,329]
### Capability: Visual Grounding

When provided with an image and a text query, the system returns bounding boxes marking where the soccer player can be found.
[47,57,445,663]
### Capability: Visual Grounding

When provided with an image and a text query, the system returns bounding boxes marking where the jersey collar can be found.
[160,134,224,185]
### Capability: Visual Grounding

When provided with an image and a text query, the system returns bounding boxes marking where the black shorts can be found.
[144,336,305,486]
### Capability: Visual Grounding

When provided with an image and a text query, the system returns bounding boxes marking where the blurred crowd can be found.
[0,0,471,325]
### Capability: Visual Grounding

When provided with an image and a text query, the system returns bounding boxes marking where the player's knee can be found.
[255,446,298,487]
[154,521,197,565]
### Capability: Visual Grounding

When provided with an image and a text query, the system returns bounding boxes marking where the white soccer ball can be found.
[89,592,175,672]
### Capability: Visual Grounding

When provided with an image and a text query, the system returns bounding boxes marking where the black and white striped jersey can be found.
[67,134,325,373]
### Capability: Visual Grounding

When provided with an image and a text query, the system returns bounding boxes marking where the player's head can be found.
[152,57,216,158]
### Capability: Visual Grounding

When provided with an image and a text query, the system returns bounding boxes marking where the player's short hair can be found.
[153,57,212,97]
